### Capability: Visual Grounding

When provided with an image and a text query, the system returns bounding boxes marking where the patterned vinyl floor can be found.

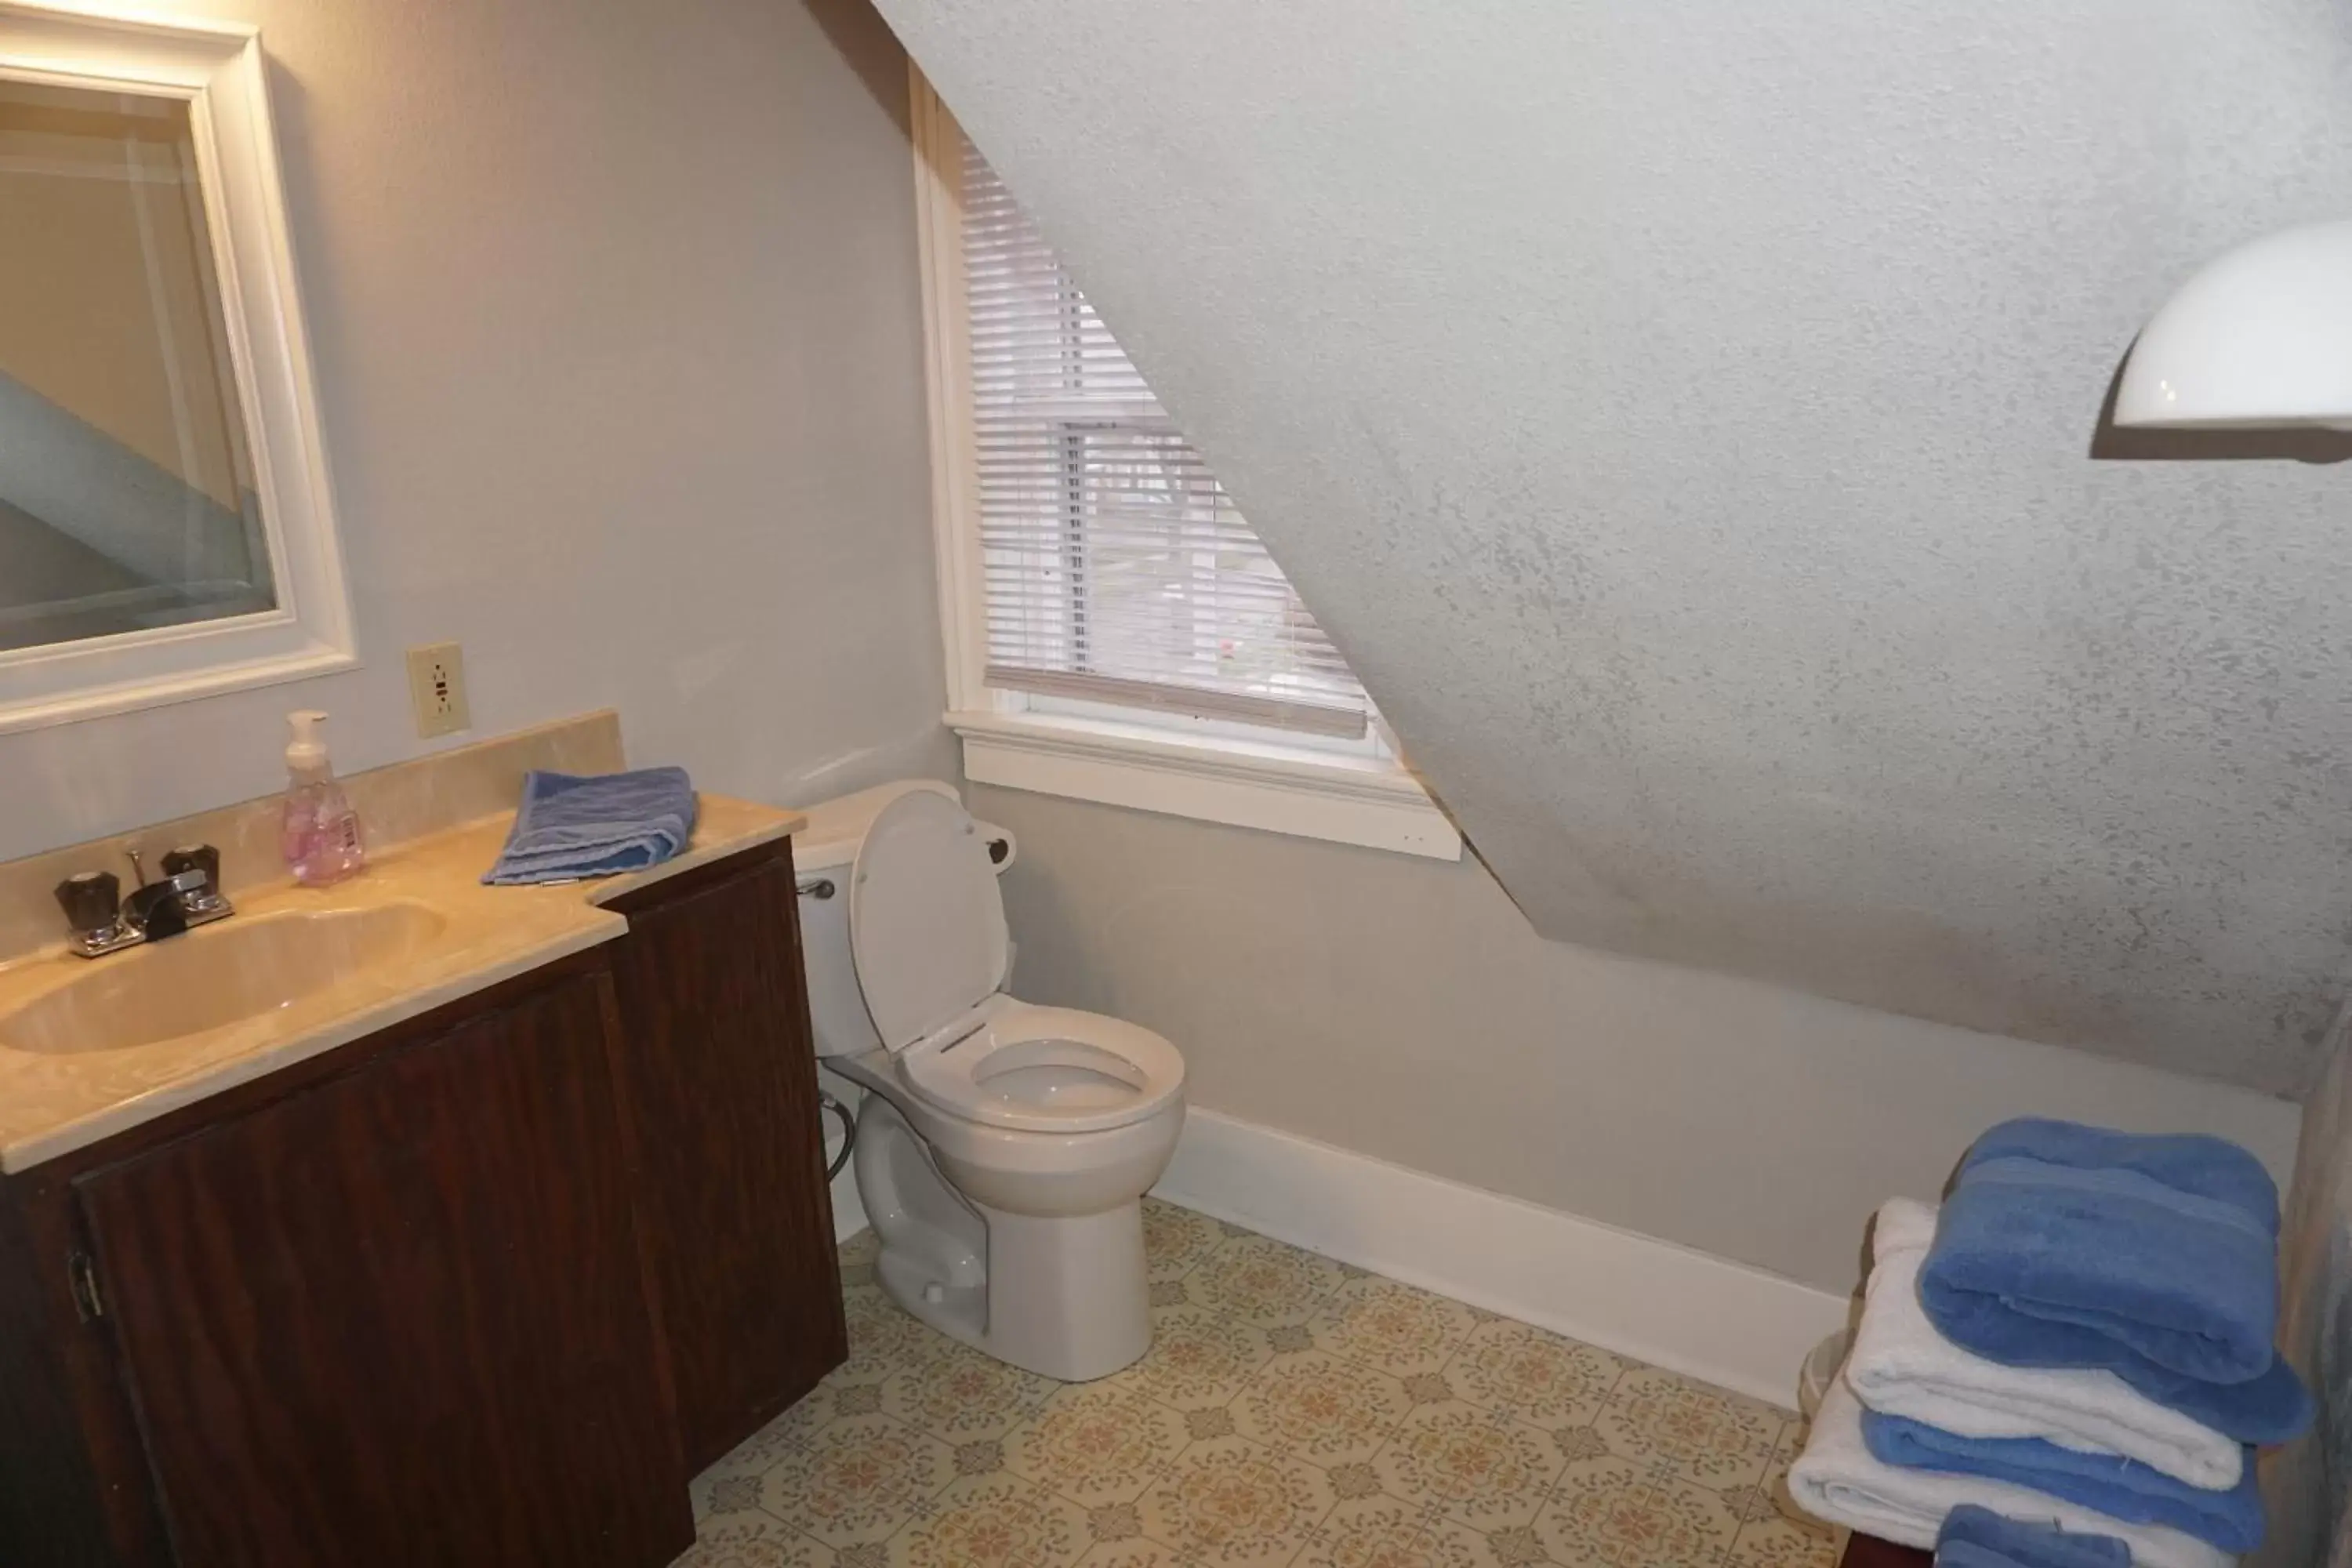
[673,1199,1842,1568]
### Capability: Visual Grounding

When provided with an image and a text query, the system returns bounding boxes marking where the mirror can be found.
[0,78,275,652]
[0,1,350,735]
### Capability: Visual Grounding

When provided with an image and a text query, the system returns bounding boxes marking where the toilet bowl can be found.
[793,781,1186,1382]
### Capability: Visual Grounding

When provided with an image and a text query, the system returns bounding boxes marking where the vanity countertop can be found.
[0,794,803,1174]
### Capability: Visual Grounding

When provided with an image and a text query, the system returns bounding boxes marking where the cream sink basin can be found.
[0,903,449,1054]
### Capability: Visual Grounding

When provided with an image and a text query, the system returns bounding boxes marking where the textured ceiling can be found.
[876,0,2352,1095]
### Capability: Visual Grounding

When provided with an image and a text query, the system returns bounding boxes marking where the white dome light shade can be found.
[2114,220,2352,431]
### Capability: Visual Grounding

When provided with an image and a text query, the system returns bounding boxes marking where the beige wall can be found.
[0,0,952,860]
[973,786,2301,1295]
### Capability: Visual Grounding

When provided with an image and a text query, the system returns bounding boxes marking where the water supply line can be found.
[818,1089,855,1180]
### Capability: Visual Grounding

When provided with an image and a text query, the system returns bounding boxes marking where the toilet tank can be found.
[789,779,963,1059]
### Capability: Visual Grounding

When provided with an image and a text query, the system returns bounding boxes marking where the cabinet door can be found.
[606,848,846,1470]
[74,971,692,1568]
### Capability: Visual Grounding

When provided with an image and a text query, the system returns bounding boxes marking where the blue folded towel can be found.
[1868,1410,2259,1552]
[1920,1117,2299,1394]
[1935,1504,2131,1568]
[482,768,697,885]
[1920,1118,2310,1443]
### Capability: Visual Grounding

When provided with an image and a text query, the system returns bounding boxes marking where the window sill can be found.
[948,709,1462,861]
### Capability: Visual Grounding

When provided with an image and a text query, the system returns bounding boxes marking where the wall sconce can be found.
[2114,220,2352,432]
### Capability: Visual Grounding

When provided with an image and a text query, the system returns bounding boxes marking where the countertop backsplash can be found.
[0,711,625,964]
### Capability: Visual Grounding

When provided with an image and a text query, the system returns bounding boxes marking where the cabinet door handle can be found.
[67,1250,105,1322]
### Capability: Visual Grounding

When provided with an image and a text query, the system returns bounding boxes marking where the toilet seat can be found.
[849,789,1185,1137]
[895,997,1185,1134]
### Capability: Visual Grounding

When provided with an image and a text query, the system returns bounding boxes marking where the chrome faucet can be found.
[53,844,235,958]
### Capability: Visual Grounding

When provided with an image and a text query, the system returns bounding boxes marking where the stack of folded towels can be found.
[1791,1118,2314,1568]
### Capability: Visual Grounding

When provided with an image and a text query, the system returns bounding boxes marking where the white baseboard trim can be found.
[1152,1107,1849,1410]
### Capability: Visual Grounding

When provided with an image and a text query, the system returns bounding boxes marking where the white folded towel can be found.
[1789,1377,2233,1568]
[1848,1197,2243,1490]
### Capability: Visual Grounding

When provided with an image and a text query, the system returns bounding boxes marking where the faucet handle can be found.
[162,844,220,892]
[54,871,122,937]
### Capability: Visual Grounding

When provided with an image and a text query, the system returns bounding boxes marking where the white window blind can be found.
[959,137,1371,740]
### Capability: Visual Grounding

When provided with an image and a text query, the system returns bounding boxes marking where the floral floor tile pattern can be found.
[672,1201,1841,1568]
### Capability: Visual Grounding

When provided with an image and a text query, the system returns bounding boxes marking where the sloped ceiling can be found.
[874,0,2352,1096]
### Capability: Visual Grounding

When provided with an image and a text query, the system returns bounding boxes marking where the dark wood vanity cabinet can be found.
[603,848,848,1472]
[0,837,844,1567]
[79,971,690,1568]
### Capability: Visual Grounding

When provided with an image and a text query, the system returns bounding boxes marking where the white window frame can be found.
[0,2,354,735]
[909,71,1457,862]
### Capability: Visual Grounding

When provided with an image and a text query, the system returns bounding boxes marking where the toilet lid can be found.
[849,789,1011,1053]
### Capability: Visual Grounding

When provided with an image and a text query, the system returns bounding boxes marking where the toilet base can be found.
[971,1199,1150,1382]
[854,1094,1152,1382]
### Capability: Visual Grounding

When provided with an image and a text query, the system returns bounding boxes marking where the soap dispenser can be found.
[281,710,366,886]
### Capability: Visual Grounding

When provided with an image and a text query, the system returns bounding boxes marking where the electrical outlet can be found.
[405,642,470,738]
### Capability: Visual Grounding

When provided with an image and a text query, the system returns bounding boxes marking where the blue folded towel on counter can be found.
[1935,1504,2131,1568]
[1921,1118,2290,1384]
[1867,1410,2260,1552]
[482,767,697,885]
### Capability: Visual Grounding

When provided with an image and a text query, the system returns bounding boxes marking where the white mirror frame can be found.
[0,0,353,734]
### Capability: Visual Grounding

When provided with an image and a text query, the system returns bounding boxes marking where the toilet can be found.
[793,780,1187,1382]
